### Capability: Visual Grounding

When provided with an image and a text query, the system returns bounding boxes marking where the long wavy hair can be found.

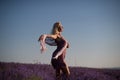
[51,22,61,35]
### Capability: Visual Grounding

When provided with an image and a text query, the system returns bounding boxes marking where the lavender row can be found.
[0,62,120,80]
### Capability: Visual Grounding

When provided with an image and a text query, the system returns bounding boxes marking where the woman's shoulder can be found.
[46,34,57,39]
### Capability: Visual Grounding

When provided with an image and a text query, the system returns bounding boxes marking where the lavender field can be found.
[0,62,120,80]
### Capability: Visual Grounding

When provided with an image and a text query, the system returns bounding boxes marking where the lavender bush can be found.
[0,62,120,80]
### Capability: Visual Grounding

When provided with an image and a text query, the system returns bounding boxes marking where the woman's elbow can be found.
[64,41,68,48]
[38,35,43,41]
[67,43,69,48]
[38,34,46,41]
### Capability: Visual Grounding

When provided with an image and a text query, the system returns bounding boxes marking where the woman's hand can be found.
[40,46,46,53]
[52,55,59,59]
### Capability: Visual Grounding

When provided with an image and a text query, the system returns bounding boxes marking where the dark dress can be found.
[51,37,67,69]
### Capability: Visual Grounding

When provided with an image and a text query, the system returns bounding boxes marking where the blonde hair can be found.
[51,22,61,35]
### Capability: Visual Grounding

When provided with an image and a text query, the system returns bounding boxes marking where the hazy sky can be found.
[0,0,120,68]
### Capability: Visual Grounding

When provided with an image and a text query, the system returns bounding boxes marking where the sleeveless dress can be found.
[51,37,67,69]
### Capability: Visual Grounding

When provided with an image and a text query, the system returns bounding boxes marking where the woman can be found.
[38,22,70,80]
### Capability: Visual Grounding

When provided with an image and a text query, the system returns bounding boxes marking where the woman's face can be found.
[59,24,64,32]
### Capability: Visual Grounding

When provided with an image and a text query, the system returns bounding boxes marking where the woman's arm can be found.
[67,42,69,48]
[53,36,68,59]
[53,41,68,59]
[38,34,47,53]
[38,34,56,53]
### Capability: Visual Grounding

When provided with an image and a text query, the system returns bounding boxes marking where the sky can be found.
[0,0,120,68]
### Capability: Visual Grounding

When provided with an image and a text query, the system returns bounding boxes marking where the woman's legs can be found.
[56,66,70,80]
[51,58,70,80]
[61,62,70,80]
[61,66,70,80]
[56,68,62,80]
[51,59,62,80]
